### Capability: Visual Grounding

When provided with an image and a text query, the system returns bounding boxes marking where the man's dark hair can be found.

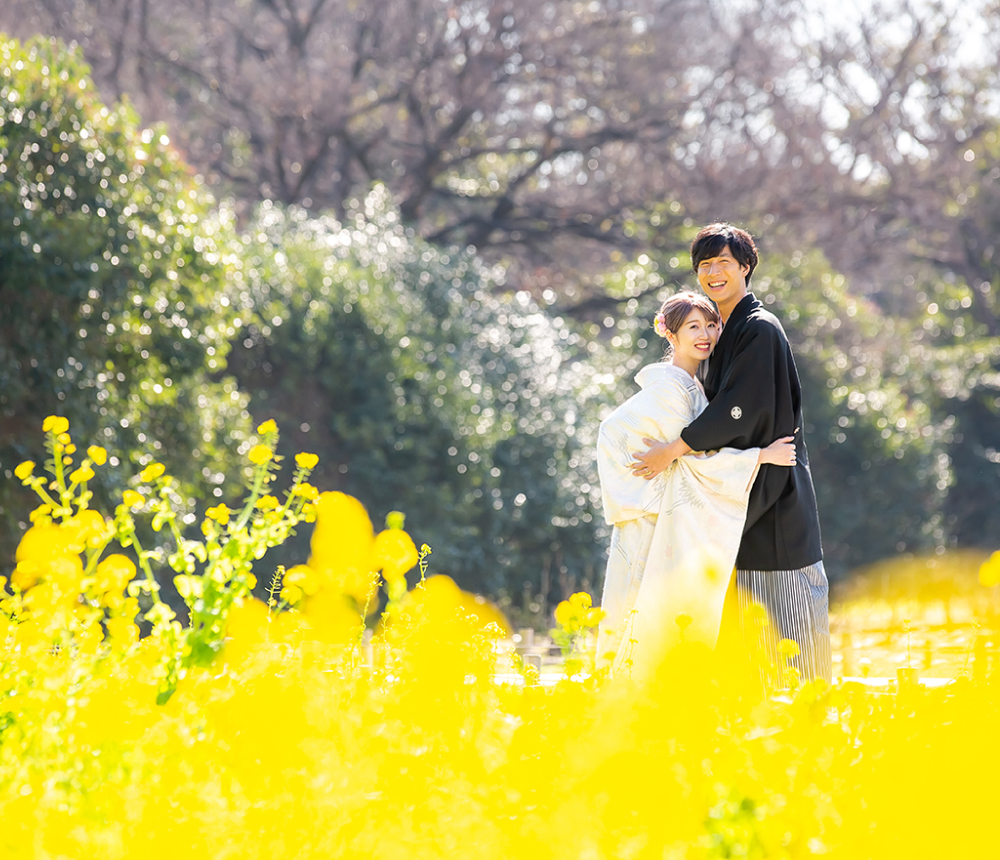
[690,223,759,286]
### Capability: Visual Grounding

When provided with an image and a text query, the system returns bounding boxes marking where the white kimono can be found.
[597,363,761,675]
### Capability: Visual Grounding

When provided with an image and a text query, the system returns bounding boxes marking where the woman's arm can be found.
[758,435,796,466]
[631,433,796,480]
[630,436,691,480]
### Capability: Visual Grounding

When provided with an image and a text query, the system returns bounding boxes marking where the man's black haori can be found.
[680,293,823,571]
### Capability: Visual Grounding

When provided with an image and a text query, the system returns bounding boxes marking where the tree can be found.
[225,186,610,606]
[0,35,251,565]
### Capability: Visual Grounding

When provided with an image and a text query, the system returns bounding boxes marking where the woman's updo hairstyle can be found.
[653,291,720,357]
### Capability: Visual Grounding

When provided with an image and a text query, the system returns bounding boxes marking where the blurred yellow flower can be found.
[302,588,365,644]
[14,460,34,480]
[58,432,72,445]
[206,504,231,525]
[139,462,165,482]
[257,419,278,435]
[295,452,319,470]
[980,551,1000,587]
[174,574,203,599]
[248,445,273,465]
[372,528,419,584]
[87,445,108,465]
[16,523,65,563]
[281,583,304,604]
[292,482,320,500]
[309,491,376,604]
[29,504,51,523]
[67,510,107,548]
[554,600,573,629]
[385,510,406,530]
[255,495,279,511]
[94,554,136,593]
[43,415,70,434]
[554,591,603,634]
[105,616,139,646]
[784,664,801,689]
[122,490,144,509]
[778,638,801,660]
[284,564,321,597]
[13,523,83,593]
[70,465,95,484]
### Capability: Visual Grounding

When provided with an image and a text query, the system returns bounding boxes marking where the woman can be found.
[596,292,795,675]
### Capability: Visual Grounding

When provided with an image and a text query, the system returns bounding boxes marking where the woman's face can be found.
[669,308,720,364]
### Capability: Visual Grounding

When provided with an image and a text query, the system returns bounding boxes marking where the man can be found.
[631,223,831,686]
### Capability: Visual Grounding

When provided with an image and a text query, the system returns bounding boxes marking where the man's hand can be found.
[630,437,692,480]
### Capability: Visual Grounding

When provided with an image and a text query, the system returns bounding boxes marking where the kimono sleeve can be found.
[684,446,761,501]
[597,373,695,525]
[679,323,781,452]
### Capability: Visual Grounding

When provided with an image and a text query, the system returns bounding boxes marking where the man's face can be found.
[696,245,750,308]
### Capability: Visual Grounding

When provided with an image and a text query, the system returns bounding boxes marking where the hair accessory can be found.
[653,312,669,338]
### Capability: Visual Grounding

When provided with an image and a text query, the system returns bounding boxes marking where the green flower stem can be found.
[82,538,114,577]
[232,463,269,535]
[49,437,68,494]
[122,524,163,606]
[26,479,63,514]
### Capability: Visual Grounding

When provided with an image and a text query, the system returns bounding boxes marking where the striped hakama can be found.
[736,561,832,689]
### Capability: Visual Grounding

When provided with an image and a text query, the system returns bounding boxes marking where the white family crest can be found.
[730,406,743,419]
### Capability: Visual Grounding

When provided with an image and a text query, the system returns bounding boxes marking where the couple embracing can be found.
[597,223,831,687]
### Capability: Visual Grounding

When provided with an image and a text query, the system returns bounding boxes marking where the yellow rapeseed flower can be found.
[284,564,321,597]
[372,528,419,584]
[980,551,1000,587]
[70,465,95,484]
[29,504,51,523]
[554,599,575,629]
[16,523,65,563]
[308,491,376,604]
[87,445,108,465]
[295,452,319,470]
[67,510,107,548]
[58,432,72,445]
[139,462,165,482]
[255,495,279,511]
[122,489,145,509]
[94,554,136,593]
[280,583,304,604]
[43,415,70,434]
[105,615,139,646]
[248,445,273,465]
[778,638,801,660]
[14,460,34,480]
[257,419,278,435]
[206,504,232,525]
[292,482,320,501]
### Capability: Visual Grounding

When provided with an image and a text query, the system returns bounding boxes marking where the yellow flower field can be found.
[1,418,998,858]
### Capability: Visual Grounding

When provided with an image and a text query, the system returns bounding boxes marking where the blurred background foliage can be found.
[226,190,610,598]
[0,37,252,568]
[1,0,999,619]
